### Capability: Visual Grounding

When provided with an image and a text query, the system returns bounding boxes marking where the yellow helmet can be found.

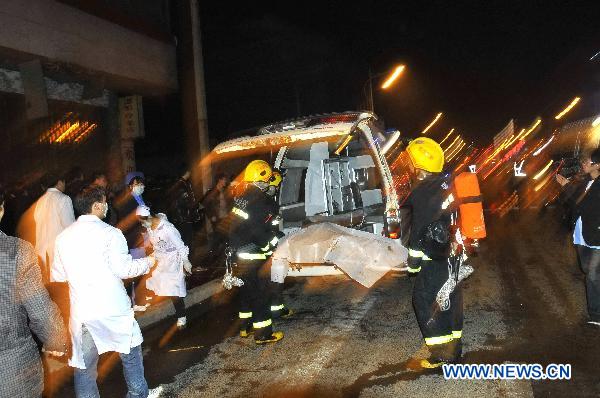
[269,170,282,187]
[243,160,272,183]
[406,137,444,173]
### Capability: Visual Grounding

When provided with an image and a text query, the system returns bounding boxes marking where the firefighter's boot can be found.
[271,304,294,319]
[255,331,284,345]
[240,323,253,338]
[448,338,463,361]
[253,318,283,344]
[239,311,253,338]
[420,342,456,369]
[270,282,293,319]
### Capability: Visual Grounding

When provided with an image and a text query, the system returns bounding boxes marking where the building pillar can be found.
[106,93,125,188]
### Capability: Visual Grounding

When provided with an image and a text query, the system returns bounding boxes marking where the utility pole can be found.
[175,0,211,194]
[368,67,374,112]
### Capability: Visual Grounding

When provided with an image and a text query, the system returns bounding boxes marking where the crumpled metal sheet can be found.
[272,222,408,288]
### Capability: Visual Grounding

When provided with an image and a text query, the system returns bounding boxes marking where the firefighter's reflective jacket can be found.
[228,183,280,260]
[402,174,453,273]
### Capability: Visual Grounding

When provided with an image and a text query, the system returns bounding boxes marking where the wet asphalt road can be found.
[49,209,600,397]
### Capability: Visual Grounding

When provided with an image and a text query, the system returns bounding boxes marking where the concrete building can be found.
[0,0,178,186]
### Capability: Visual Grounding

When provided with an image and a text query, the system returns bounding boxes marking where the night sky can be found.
[198,1,600,145]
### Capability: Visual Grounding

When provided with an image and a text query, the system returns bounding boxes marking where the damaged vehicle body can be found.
[211,112,410,283]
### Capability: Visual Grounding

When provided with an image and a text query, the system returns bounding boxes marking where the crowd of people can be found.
[1,143,599,397]
[0,164,232,397]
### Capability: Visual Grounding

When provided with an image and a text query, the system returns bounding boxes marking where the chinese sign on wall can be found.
[119,95,144,139]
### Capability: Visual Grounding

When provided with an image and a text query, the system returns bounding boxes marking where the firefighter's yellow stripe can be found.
[232,207,249,219]
[425,334,454,346]
[253,319,273,329]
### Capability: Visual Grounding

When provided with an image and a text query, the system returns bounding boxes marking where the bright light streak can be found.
[55,122,79,143]
[554,97,580,120]
[420,112,443,135]
[522,118,542,139]
[167,346,204,352]
[444,135,461,152]
[532,160,554,180]
[483,137,512,166]
[440,128,455,145]
[381,65,406,89]
[532,135,555,156]
[534,173,553,192]
[592,116,600,127]
[505,126,530,148]
[446,141,464,160]
[447,141,466,162]
[447,140,464,158]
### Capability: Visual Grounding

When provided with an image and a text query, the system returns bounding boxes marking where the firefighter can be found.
[265,170,293,319]
[229,160,284,344]
[403,137,463,368]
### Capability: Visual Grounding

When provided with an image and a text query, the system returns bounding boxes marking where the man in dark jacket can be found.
[113,172,149,310]
[201,173,231,255]
[228,160,284,344]
[167,166,203,257]
[557,148,600,325]
[114,172,148,257]
[0,187,69,398]
[403,137,463,368]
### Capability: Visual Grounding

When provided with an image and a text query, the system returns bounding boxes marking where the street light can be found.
[381,65,406,89]
[554,96,580,120]
[363,64,406,112]
[420,112,443,135]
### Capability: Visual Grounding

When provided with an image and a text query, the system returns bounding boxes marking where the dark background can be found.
[195,1,600,145]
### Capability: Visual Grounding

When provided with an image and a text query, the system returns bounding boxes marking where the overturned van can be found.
[211,111,411,279]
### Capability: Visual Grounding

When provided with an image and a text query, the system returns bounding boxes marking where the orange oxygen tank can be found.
[454,172,486,239]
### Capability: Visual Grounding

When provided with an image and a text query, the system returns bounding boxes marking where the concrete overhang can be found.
[0,0,178,96]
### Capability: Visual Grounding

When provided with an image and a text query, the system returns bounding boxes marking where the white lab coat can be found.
[34,188,75,275]
[145,215,189,297]
[52,215,153,369]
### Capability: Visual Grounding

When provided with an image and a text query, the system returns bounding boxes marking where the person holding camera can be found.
[556,149,600,326]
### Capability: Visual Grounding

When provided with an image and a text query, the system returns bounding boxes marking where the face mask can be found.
[132,185,145,196]
[253,181,270,192]
[266,185,277,197]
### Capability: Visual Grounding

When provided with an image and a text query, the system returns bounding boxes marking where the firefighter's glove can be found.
[260,236,280,253]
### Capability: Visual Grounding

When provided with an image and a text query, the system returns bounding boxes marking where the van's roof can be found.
[213,111,374,154]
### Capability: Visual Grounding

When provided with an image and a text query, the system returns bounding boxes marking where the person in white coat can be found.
[52,186,162,398]
[137,206,192,330]
[33,173,75,281]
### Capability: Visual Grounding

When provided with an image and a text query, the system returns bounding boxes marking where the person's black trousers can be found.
[176,222,195,259]
[144,290,186,318]
[172,297,186,318]
[576,245,600,321]
[236,258,273,339]
[412,258,464,346]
